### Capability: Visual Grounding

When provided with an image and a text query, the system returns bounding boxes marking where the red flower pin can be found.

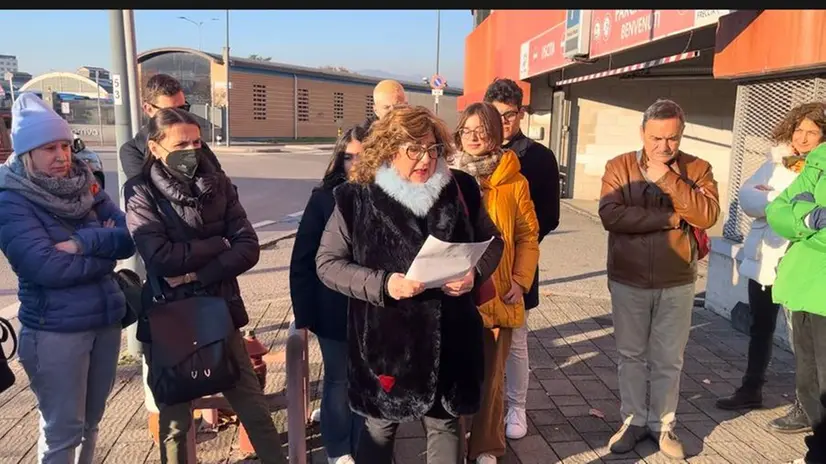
[378,375,395,393]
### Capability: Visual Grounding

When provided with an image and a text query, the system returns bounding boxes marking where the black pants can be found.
[743,279,783,390]
[792,311,826,427]
[806,393,826,463]
[355,403,460,464]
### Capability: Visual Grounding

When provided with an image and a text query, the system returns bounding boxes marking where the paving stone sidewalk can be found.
[0,207,809,463]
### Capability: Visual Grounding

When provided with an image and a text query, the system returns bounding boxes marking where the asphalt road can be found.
[0,147,331,311]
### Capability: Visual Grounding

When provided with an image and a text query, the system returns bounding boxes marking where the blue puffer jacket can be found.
[0,188,136,333]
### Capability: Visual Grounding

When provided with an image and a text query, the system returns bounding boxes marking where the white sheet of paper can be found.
[405,235,494,289]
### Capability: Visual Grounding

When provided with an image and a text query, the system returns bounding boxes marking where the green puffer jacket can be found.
[766,142,826,316]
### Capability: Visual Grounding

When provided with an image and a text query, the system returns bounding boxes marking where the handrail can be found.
[286,320,310,464]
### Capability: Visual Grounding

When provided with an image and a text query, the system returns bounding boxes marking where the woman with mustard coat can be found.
[450,102,540,464]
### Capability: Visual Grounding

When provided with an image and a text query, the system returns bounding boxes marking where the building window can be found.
[298,88,310,122]
[365,95,374,118]
[333,92,345,122]
[252,84,267,121]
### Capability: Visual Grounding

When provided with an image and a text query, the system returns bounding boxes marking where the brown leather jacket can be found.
[598,150,720,289]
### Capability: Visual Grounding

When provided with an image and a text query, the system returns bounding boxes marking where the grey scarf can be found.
[449,148,503,182]
[0,153,95,220]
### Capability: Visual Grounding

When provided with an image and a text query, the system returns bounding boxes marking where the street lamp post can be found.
[4,72,14,103]
[95,70,103,145]
[225,9,231,147]
[177,16,219,51]
[434,9,441,115]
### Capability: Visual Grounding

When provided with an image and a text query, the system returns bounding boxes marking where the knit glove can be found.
[793,192,826,229]
[806,208,826,230]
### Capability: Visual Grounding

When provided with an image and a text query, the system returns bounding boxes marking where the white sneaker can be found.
[310,408,322,423]
[476,454,497,464]
[330,455,355,464]
[505,406,528,440]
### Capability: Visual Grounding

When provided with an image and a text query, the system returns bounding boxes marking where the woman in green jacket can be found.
[766,141,826,432]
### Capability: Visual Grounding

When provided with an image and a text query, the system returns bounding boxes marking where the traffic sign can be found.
[431,88,444,96]
[430,74,447,90]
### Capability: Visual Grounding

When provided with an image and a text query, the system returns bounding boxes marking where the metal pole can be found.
[95,71,103,146]
[434,10,441,116]
[436,10,441,75]
[109,10,141,359]
[208,103,215,144]
[198,24,203,52]
[225,10,231,147]
[123,10,142,137]
[7,77,14,103]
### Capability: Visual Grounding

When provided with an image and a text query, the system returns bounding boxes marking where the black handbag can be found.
[144,190,240,406]
[113,269,141,328]
[0,317,17,393]
[145,276,240,405]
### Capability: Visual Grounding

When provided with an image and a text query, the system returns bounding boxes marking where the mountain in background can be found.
[355,68,429,85]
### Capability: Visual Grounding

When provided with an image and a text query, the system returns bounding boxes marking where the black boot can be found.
[769,401,812,434]
[716,386,763,410]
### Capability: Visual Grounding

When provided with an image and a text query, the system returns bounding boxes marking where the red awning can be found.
[555,50,701,86]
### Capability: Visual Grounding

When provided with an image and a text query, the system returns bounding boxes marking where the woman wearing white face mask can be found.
[0,93,135,464]
[315,105,504,463]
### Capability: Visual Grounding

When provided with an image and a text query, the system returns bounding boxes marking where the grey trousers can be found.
[609,280,695,433]
[791,311,826,427]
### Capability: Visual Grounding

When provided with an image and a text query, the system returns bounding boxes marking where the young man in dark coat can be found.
[484,77,560,440]
[119,73,222,181]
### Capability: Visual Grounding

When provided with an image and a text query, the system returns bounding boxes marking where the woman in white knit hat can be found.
[0,93,135,464]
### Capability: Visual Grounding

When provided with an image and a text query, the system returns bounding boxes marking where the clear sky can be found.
[1,9,472,88]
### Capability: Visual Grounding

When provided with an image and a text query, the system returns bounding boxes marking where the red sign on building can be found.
[589,10,730,58]
[519,22,572,80]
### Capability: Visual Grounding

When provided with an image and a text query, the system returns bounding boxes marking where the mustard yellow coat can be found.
[477,150,540,328]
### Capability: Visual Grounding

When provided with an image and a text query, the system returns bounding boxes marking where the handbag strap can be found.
[0,317,17,360]
[454,177,470,217]
[145,180,191,303]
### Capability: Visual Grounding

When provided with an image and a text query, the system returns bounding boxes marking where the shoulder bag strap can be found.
[0,317,17,360]
[145,180,193,302]
[453,176,477,239]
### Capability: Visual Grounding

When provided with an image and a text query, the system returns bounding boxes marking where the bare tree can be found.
[248,54,272,62]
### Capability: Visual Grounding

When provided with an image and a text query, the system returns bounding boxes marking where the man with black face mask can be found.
[119,74,223,181]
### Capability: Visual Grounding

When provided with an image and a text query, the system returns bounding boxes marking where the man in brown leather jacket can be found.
[598,99,720,459]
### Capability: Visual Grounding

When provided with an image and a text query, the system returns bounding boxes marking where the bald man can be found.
[360,80,409,132]
[374,79,408,119]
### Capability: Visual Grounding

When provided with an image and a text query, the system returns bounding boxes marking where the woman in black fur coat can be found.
[315,105,504,464]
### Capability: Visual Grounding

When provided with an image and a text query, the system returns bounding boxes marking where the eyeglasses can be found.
[459,127,488,139]
[149,101,192,112]
[402,143,446,161]
[500,110,520,122]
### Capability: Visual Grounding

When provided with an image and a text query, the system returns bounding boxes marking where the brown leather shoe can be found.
[608,424,647,454]
[657,430,686,459]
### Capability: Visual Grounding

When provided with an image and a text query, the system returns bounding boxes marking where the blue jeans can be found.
[318,337,364,461]
[17,324,122,464]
